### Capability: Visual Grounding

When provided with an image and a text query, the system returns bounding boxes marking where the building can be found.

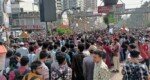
[56,0,63,14]
[77,0,84,11]
[83,0,97,12]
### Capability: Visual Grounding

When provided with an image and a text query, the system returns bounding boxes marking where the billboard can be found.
[98,4,125,13]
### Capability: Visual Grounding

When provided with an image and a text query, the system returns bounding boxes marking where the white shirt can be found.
[16,47,29,57]
[83,50,90,56]
[41,61,49,80]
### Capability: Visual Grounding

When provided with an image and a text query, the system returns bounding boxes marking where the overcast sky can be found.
[97,0,150,8]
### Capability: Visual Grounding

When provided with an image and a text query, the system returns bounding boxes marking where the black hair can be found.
[65,43,70,49]
[55,41,61,47]
[130,50,140,58]
[20,56,29,66]
[93,50,103,58]
[129,44,136,49]
[54,44,58,50]
[69,43,74,49]
[6,50,13,58]
[42,42,49,50]
[31,61,42,71]
[39,51,48,59]
[14,52,21,57]
[9,56,18,68]
[85,42,90,50]
[29,46,35,53]
[81,38,85,43]
[61,46,66,52]
[56,52,66,65]
[78,43,85,52]
[48,44,54,51]
[37,40,43,46]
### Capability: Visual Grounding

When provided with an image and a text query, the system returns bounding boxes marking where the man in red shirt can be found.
[139,40,150,70]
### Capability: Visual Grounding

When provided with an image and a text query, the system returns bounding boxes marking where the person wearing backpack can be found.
[9,56,30,80]
[122,50,149,80]
[51,53,72,80]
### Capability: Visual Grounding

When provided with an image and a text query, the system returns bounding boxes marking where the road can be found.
[110,65,123,80]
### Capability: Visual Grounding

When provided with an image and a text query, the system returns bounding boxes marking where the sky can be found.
[97,0,150,8]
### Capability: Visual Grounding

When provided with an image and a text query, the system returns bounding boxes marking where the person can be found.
[39,51,49,80]
[51,53,72,80]
[111,38,121,73]
[72,43,85,80]
[35,40,43,54]
[93,50,111,80]
[28,46,36,65]
[83,47,96,80]
[83,42,90,56]
[22,61,43,80]
[68,43,76,63]
[122,50,149,80]
[9,56,30,80]
[61,46,71,66]
[0,70,6,80]
[5,50,13,68]
[16,42,29,57]
[0,39,7,71]
[141,40,150,70]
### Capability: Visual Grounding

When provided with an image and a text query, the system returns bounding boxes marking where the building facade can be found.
[83,0,97,12]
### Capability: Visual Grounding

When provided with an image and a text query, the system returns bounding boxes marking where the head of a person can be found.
[9,56,18,68]
[48,44,53,51]
[39,51,48,62]
[145,40,149,44]
[78,43,85,52]
[93,50,104,63]
[20,56,29,66]
[37,41,43,47]
[114,38,119,43]
[56,52,66,65]
[55,41,61,47]
[130,50,140,59]
[69,43,75,49]
[29,46,35,53]
[53,44,58,50]
[42,42,49,50]
[20,42,24,47]
[6,50,13,58]
[128,44,136,51]
[85,42,90,50]
[14,52,21,62]
[61,46,66,52]
[30,61,42,75]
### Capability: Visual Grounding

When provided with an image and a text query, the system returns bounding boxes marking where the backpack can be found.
[14,69,30,80]
[54,68,68,80]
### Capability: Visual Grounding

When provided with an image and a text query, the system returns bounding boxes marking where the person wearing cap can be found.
[0,39,7,71]
[16,42,29,57]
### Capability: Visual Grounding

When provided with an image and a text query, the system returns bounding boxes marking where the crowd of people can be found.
[0,28,149,80]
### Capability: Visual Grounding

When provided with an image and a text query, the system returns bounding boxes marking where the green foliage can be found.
[56,26,72,35]
[103,15,109,25]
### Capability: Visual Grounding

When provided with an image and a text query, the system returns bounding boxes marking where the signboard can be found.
[98,6,111,13]
[98,4,125,13]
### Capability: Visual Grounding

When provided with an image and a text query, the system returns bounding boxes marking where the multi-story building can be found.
[83,0,97,12]
[56,0,62,14]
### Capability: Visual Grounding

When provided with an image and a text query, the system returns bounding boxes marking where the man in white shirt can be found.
[39,51,49,80]
[16,42,29,57]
